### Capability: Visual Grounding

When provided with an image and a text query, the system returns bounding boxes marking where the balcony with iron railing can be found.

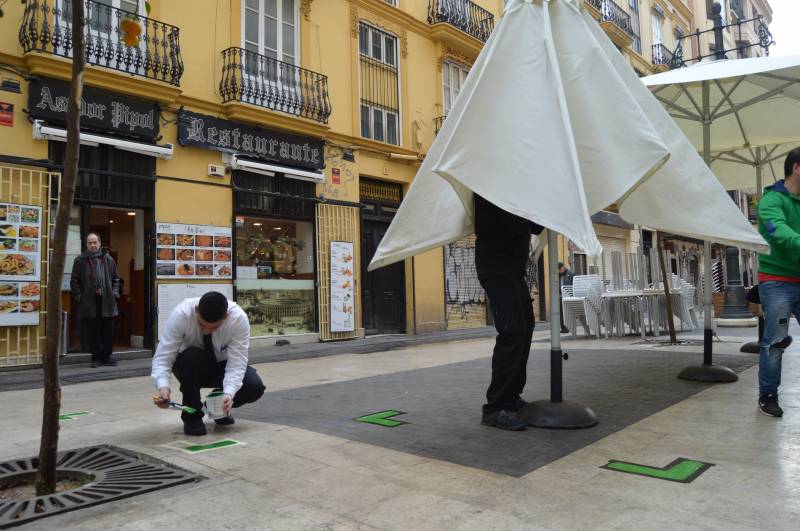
[433,115,445,136]
[18,0,183,87]
[427,0,494,44]
[651,43,675,69]
[584,0,634,48]
[670,15,774,69]
[219,47,331,125]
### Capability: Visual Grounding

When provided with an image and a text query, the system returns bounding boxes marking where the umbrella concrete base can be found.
[520,400,598,429]
[678,364,739,382]
[740,341,761,354]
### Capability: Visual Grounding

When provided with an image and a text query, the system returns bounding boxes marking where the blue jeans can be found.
[758,281,800,396]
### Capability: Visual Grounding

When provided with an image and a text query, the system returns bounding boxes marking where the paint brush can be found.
[152,394,197,414]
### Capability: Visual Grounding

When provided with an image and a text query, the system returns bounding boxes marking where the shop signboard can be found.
[157,283,234,340]
[330,241,355,332]
[0,203,42,326]
[177,110,324,171]
[28,77,159,141]
[156,223,232,280]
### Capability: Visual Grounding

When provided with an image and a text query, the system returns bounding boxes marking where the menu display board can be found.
[329,241,355,333]
[0,203,42,326]
[157,283,233,339]
[156,223,232,279]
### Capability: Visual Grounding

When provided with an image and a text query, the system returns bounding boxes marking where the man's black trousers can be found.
[172,346,266,419]
[481,276,534,414]
[82,295,113,363]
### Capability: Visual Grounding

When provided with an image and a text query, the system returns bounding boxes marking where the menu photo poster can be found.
[156,223,232,280]
[329,241,355,333]
[0,202,43,326]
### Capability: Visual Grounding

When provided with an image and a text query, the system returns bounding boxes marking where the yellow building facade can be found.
[0,0,772,365]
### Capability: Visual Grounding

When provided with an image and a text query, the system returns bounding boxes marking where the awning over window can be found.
[222,153,325,183]
[32,120,174,159]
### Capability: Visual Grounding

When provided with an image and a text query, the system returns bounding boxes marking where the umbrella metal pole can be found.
[679,81,738,382]
[519,230,597,428]
[742,147,764,354]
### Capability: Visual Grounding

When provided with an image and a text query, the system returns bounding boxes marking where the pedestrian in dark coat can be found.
[558,262,575,333]
[70,232,120,367]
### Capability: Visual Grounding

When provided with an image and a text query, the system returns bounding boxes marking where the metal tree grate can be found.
[0,445,200,528]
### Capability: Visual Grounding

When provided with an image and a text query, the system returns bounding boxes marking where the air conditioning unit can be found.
[208,164,226,177]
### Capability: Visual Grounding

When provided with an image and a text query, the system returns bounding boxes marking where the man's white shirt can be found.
[151,297,250,397]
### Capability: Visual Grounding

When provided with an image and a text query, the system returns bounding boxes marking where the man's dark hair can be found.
[198,291,228,323]
[557,262,564,269]
[784,148,800,178]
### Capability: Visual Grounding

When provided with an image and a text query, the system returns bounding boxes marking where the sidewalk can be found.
[0,325,796,530]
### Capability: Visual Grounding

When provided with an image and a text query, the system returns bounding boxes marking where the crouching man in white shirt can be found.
[151,291,265,436]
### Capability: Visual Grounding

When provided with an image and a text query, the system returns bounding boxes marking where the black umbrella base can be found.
[519,400,598,429]
[678,364,738,382]
[740,341,761,354]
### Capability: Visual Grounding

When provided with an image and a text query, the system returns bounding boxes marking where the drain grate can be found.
[0,445,200,528]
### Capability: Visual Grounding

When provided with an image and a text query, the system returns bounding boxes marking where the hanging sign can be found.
[177,109,324,171]
[329,241,355,332]
[156,223,232,280]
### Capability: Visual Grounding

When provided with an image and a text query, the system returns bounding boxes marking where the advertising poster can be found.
[329,241,355,332]
[0,203,42,326]
[156,223,232,280]
[157,283,233,339]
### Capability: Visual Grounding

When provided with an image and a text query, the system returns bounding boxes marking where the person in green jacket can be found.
[756,148,800,417]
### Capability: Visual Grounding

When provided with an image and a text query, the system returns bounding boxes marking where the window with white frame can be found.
[384,0,397,6]
[442,61,468,116]
[359,22,400,145]
[244,0,297,65]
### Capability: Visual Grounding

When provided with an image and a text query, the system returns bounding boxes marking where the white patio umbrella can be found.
[370,0,674,428]
[643,55,800,381]
[710,143,790,191]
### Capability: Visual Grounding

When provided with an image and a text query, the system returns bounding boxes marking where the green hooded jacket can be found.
[757,179,800,279]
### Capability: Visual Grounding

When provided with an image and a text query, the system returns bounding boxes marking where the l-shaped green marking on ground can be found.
[163,439,244,454]
[355,410,408,427]
[59,411,91,421]
[601,457,714,483]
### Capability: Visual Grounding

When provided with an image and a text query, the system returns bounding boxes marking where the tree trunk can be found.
[657,238,678,344]
[36,0,85,496]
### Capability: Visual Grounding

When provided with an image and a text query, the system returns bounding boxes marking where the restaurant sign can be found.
[28,77,159,141]
[177,110,324,171]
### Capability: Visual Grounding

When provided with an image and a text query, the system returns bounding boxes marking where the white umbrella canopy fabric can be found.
[710,144,791,191]
[643,55,800,153]
[368,0,671,271]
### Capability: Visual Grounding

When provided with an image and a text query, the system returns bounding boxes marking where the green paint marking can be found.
[180,439,241,453]
[59,411,91,421]
[601,458,714,483]
[355,410,408,428]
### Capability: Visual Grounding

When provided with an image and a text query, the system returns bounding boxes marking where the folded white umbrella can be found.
[368,0,670,272]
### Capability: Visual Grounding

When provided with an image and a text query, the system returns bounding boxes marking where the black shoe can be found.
[100,359,117,367]
[513,397,528,411]
[560,327,570,334]
[214,415,235,426]
[481,409,527,431]
[183,417,207,436]
[758,394,783,418]
[774,336,793,349]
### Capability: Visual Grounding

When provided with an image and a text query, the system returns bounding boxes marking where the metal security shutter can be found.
[316,203,360,341]
[444,235,486,329]
[596,236,627,282]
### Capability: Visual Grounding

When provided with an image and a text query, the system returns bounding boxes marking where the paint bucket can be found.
[204,391,226,419]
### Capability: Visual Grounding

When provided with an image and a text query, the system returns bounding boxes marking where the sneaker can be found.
[183,417,207,436]
[214,415,235,426]
[758,394,783,418]
[481,409,527,431]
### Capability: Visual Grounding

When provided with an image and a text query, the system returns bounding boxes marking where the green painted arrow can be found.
[59,411,91,421]
[355,410,408,428]
[601,458,714,483]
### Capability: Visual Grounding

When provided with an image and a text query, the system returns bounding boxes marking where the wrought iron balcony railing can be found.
[586,0,634,38]
[651,43,674,67]
[19,0,183,86]
[433,115,445,135]
[670,15,774,69]
[427,0,494,43]
[219,47,331,124]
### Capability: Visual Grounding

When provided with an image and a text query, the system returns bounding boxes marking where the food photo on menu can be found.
[155,224,232,279]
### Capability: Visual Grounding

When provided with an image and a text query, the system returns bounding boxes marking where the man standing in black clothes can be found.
[558,262,575,334]
[475,194,544,431]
